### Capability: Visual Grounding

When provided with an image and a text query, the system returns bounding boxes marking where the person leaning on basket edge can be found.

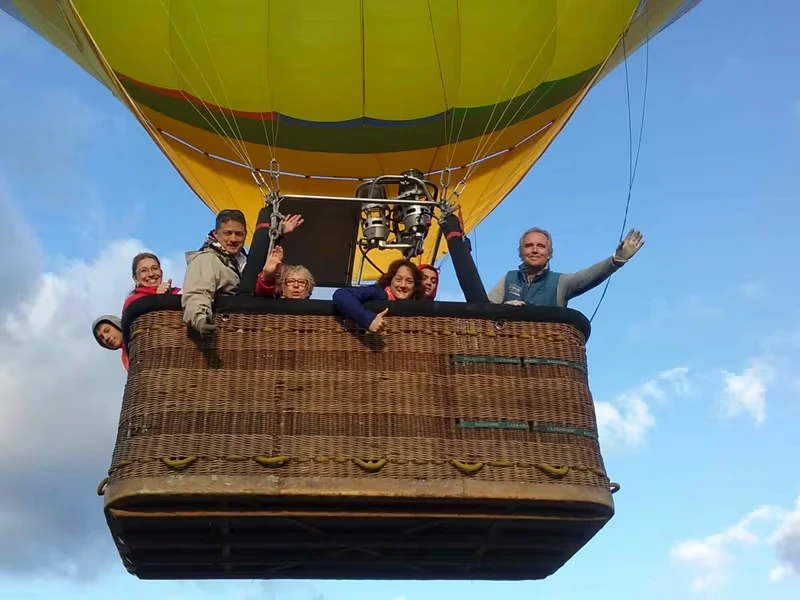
[333,258,423,333]
[181,209,305,334]
[487,227,645,307]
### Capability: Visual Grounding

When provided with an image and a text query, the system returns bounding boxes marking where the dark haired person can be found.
[332,259,423,333]
[182,209,303,334]
[418,263,439,300]
[91,314,128,370]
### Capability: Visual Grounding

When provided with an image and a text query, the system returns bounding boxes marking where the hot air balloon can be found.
[4,0,702,580]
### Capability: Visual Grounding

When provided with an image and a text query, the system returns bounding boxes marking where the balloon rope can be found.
[359,245,386,279]
[463,2,571,181]
[164,55,253,170]
[589,19,651,324]
[264,0,280,160]
[425,0,453,176]
[437,3,570,264]
[187,2,255,169]
[158,0,253,169]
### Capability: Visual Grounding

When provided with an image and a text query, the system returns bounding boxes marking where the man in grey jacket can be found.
[487,227,645,307]
[182,209,249,334]
[182,209,303,333]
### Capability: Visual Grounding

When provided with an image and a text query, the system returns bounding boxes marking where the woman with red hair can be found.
[417,263,439,300]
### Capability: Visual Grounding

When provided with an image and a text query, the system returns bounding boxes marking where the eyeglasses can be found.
[137,266,162,275]
[284,279,309,288]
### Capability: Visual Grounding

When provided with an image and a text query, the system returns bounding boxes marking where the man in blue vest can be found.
[487,227,645,307]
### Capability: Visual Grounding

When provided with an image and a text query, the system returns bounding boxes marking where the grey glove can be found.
[613,229,645,265]
[191,311,216,335]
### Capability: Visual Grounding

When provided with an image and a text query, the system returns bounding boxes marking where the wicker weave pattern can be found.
[111,311,606,490]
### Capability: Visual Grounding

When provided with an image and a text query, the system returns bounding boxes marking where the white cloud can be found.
[672,495,800,590]
[595,395,654,448]
[671,505,784,591]
[0,234,188,577]
[658,366,693,396]
[715,333,800,426]
[721,358,774,424]
[769,563,795,582]
[769,494,800,582]
[595,367,690,448]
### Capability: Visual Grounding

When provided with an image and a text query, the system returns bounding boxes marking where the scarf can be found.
[199,230,247,276]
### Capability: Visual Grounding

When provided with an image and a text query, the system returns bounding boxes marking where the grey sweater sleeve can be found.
[487,277,505,303]
[556,256,621,306]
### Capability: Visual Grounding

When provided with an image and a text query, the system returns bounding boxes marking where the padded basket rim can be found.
[122,294,591,345]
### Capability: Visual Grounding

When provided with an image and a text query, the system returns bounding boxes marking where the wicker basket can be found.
[101,297,615,580]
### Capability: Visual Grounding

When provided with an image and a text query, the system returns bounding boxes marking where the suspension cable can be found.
[589,25,651,324]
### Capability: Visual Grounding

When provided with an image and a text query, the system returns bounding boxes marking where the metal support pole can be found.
[279,193,440,208]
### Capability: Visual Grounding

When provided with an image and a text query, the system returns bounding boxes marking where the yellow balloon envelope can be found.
[3,0,701,280]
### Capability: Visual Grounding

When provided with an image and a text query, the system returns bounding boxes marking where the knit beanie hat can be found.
[92,314,122,348]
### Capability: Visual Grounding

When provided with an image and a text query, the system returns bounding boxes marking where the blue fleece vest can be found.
[502,266,561,306]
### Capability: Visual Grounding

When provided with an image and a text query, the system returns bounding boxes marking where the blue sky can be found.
[0,1,798,599]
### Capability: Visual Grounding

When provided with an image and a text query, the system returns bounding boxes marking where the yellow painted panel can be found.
[363,0,460,120]
[545,0,639,80]
[161,0,272,113]
[267,0,363,120]
[74,0,177,89]
[454,0,557,108]
[71,0,638,119]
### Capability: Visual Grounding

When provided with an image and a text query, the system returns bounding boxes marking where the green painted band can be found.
[457,420,598,440]
[529,424,598,440]
[450,355,586,373]
[458,419,529,430]
[522,357,587,374]
[450,355,521,366]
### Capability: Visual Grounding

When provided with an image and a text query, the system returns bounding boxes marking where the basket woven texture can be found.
[108,310,608,491]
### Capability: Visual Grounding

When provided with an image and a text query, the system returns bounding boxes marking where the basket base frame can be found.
[104,475,614,580]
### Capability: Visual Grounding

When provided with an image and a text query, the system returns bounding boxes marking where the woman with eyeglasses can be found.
[256,246,315,299]
[123,252,181,313]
